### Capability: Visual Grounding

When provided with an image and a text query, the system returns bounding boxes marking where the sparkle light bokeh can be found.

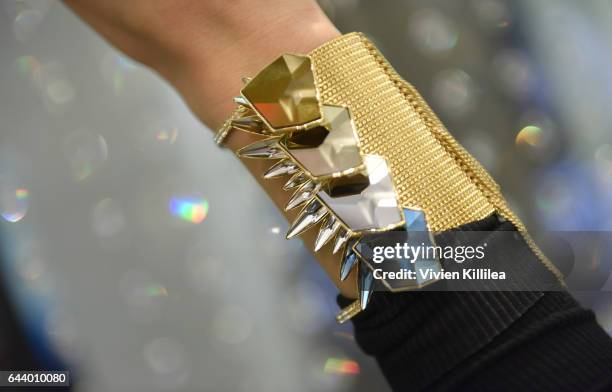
[516,125,543,147]
[0,186,29,223]
[324,358,360,375]
[169,197,209,224]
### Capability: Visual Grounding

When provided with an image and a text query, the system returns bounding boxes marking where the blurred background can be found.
[0,0,611,391]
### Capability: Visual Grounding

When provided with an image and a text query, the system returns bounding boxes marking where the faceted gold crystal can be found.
[318,155,403,233]
[241,54,320,130]
[281,105,363,180]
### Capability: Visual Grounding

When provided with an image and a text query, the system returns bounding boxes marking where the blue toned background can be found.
[0,0,611,391]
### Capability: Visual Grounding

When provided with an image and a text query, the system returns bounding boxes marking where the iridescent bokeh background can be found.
[0,0,611,391]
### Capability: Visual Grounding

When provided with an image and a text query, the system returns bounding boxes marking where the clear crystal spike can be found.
[241,76,252,85]
[263,160,299,179]
[332,228,350,255]
[286,199,328,239]
[285,181,321,211]
[283,172,308,190]
[359,264,374,310]
[237,138,284,159]
[314,215,341,252]
[234,96,249,106]
[340,245,358,281]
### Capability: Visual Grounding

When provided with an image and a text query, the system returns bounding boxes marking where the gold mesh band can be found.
[310,33,493,232]
[308,33,562,281]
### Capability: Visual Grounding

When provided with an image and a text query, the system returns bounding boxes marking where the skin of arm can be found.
[62,0,358,298]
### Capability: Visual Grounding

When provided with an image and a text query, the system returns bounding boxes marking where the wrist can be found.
[157,3,339,128]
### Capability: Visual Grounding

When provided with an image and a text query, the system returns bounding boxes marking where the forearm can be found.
[62,0,356,297]
[64,0,340,128]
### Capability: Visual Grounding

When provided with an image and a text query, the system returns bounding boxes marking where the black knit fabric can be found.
[339,215,612,391]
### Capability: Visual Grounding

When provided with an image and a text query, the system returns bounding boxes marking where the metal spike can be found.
[237,138,284,159]
[231,116,261,128]
[234,96,249,106]
[283,172,308,190]
[232,123,261,133]
[231,118,263,134]
[359,264,374,310]
[340,246,358,281]
[314,215,341,252]
[232,125,262,134]
[263,160,299,179]
[241,76,252,85]
[286,200,328,239]
[332,228,350,255]
[285,181,321,211]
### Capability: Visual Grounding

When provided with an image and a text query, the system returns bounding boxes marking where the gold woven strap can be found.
[309,32,562,282]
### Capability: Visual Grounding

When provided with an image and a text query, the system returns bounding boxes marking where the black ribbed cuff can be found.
[337,215,612,391]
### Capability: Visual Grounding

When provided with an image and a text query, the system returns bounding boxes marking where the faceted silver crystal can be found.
[282,105,363,180]
[285,181,321,211]
[353,208,441,291]
[332,228,350,254]
[238,138,284,159]
[283,172,308,190]
[359,264,374,310]
[286,199,328,239]
[318,155,403,233]
[263,159,298,179]
[314,215,341,252]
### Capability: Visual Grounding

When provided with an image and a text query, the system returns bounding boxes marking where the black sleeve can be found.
[339,216,612,391]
